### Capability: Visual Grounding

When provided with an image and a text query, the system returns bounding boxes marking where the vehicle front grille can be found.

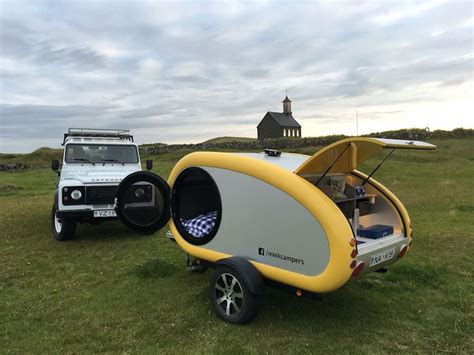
[85,186,118,205]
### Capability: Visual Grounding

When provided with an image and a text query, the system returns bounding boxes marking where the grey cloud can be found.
[0,104,117,144]
[241,69,269,79]
[32,41,105,69]
[0,104,115,123]
[0,102,256,141]
[1,20,106,70]
[0,0,472,153]
[0,21,32,58]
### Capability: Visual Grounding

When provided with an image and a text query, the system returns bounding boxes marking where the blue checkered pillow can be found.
[181,211,218,238]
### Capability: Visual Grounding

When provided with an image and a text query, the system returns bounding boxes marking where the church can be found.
[256,96,302,140]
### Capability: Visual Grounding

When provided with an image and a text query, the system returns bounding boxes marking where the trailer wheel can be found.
[210,265,260,324]
[51,205,76,241]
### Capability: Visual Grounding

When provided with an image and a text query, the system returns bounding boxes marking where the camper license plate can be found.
[93,210,116,218]
[370,248,395,266]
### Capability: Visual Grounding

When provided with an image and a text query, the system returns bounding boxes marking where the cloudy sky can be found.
[0,0,473,153]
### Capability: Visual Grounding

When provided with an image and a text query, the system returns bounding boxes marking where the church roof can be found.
[283,95,291,103]
[263,111,301,128]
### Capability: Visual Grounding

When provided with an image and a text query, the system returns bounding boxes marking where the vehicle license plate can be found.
[93,210,117,218]
[369,248,395,266]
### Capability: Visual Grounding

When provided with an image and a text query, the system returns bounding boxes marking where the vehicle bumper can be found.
[354,234,409,277]
[56,209,117,223]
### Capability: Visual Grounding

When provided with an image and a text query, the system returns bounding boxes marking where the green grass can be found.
[1,138,473,353]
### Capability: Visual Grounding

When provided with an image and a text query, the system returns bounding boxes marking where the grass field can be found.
[1,138,473,353]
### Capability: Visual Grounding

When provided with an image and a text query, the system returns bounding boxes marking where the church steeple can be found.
[282,95,292,114]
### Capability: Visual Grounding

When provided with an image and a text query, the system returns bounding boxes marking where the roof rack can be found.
[62,128,134,145]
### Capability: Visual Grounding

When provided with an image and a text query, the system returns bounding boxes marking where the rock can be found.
[0,163,31,172]
[0,184,23,193]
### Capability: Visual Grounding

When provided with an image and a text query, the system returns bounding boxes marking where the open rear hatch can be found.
[295,137,436,275]
[295,137,436,177]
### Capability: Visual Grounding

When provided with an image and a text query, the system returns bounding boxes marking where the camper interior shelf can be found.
[334,194,376,204]
[334,195,375,219]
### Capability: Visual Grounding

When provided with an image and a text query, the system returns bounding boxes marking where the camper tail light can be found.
[351,261,365,277]
[398,245,408,259]
[350,260,357,269]
[351,249,357,258]
[349,237,356,247]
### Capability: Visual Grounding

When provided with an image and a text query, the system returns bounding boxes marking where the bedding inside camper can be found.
[304,173,404,246]
[180,211,218,238]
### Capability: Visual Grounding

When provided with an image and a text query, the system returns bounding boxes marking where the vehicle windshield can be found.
[65,144,139,164]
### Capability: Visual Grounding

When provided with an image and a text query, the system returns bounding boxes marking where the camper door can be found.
[115,171,171,234]
[115,168,222,242]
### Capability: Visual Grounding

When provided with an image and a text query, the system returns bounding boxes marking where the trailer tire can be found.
[51,205,76,241]
[209,263,262,324]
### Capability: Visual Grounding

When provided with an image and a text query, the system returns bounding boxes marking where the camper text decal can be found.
[258,247,304,265]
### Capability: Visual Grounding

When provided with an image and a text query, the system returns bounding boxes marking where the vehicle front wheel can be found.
[51,205,76,241]
[209,265,260,324]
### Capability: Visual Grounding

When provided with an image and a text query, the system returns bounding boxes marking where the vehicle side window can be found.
[171,167,222,245]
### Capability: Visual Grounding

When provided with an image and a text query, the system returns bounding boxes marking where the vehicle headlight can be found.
[71,189,82,200]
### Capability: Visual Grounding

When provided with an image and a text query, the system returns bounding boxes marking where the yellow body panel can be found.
[167,152,354,293]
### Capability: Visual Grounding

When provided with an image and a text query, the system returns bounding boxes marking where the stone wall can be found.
[140,128,474,156]
[141,135,347,155]
[0,163,30,172]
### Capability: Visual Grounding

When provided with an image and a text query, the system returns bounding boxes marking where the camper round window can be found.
[171,167,222,245]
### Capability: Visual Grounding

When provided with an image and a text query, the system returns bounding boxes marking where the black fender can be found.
[53,189,59,210]
[216,256,264,295]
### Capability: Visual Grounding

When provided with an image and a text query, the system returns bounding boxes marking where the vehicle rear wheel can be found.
[51,205,76,241]
[209,265,260,324]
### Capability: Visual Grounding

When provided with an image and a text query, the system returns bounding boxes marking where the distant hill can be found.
[138,128,474,157]
[1,128,472,169]
[202,136,258,144]
[0,147,62,168]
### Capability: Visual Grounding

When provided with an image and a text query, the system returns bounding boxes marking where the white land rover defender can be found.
[50,128,153,240]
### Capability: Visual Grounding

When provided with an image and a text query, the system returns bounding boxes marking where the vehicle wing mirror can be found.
[146,159,153,170]
[51,159,60,171]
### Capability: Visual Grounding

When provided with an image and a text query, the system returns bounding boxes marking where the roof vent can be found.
[264,149,281,157]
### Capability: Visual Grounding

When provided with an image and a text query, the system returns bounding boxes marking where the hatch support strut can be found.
[315,143,352,186]
[361,148,395,186]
